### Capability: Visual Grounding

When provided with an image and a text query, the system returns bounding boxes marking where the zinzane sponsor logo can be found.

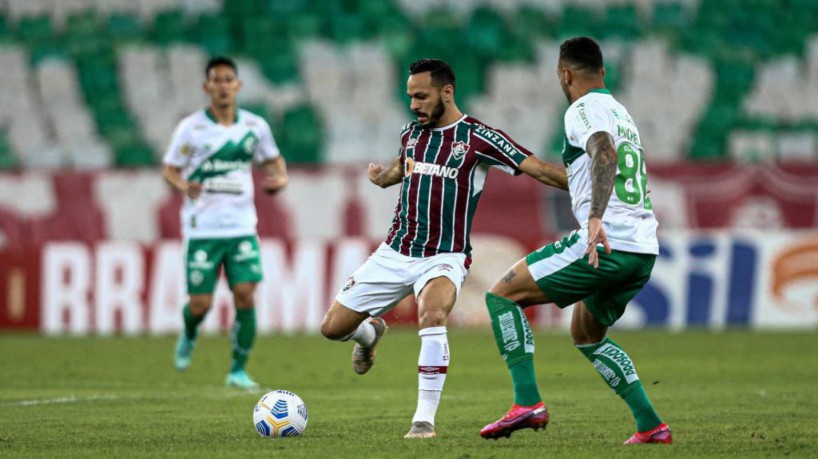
[474,125,519,157]
[593,343,639,384]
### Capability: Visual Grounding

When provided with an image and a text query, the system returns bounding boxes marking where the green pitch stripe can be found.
[411,130,442,257]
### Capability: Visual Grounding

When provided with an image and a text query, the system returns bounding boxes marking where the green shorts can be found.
[184,235,263,295]
[526,231,656,326]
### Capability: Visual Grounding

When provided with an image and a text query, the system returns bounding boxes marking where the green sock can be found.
[231,308,256,373]
[576,337,662,432]
[182,304,205,341]
[486,292,541,406]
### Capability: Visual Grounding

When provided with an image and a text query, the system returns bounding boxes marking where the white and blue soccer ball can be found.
[253,390,308,438]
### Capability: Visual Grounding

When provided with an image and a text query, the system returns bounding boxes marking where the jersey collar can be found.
[588,88,611,95]
[205,107,240,125]
[431,114,467,131]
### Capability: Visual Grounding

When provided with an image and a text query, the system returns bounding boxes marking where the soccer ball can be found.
[253,390,308,438]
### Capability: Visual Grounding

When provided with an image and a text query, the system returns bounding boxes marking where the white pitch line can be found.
[4,394,119,407]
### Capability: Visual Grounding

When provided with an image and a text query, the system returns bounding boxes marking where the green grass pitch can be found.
[1,329,817,458]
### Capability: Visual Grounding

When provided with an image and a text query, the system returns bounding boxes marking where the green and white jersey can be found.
[163,108,280,239]
[563,89,658,255]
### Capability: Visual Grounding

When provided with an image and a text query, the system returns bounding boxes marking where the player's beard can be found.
[417,98,446,129]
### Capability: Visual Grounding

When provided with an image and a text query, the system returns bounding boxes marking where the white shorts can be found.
[335,243,469,317]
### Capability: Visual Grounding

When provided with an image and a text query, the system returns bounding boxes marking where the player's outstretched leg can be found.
[351,316,388,375]
[576,336,670,444]
[226,307,260,389]
[175,303,205,371]
[480,292,549,439]
[572,301,669,443]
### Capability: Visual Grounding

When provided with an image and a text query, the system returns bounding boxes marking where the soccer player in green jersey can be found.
[320,59,568,438]
[479,37,672,444]
[163,56,289,389]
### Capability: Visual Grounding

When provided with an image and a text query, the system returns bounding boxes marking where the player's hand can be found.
[262,175,288,194]
[368,162,384,185]
[186,181,203,199]
[585,217,611,269]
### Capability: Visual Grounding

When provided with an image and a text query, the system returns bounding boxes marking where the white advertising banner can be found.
[33,231,818,335]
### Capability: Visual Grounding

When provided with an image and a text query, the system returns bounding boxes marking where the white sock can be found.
[348,320,375,347]
[413,390,442,426]
[412,326,448,425]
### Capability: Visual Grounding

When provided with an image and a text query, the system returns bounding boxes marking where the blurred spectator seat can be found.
[300,41,404,164]
[618,40,715,163]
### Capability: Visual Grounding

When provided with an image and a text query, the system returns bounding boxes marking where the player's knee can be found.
[489,279,527,303]
[418,308,448,328]
[233,292,254,308]
[232,285,256,308]
[189,297,211,315]
[571,329,605,346]
[320,318,345,341]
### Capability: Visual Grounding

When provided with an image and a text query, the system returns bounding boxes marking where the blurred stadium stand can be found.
[0,0,816,168]
[1,0,817,241]
[2,0,818,333]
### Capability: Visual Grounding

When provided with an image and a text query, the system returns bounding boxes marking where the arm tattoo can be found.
[502,269,517,284]
[587,132,617,219]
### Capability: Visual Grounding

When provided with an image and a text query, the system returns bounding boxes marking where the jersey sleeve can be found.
[565,100,612,152]
[397,122,413,160]
[163,119,192,167]
[471,126,533,175]
[255,118,281,163]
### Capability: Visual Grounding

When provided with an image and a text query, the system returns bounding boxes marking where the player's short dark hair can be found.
[559,37,604,72]
[409,58,456,92]
[205,56,238,78]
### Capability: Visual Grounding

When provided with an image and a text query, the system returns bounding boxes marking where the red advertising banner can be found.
[0,249,40,329]
[1,165,818,333]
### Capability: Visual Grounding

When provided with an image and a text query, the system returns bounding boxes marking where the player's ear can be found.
[236,79,243,92]
[442,84,454,103]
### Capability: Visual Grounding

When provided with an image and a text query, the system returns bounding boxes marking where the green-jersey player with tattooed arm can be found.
[480,37,671,445]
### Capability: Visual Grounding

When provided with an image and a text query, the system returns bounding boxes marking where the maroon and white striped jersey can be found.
[384,115,532,263]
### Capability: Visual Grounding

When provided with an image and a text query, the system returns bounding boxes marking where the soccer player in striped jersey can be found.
[479,37,672,444]
[320,59,568,439]
[163,57,288,389]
